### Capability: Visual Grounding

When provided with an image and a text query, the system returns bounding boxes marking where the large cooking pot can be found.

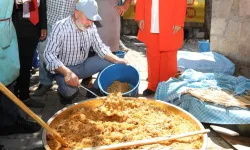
[42,97,208,149]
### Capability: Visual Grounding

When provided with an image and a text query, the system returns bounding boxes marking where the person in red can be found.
[135,0,187,96]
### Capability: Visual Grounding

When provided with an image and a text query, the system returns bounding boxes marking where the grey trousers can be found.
[0,82,20,127]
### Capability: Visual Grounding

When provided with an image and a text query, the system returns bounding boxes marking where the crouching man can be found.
[44,0,127,104]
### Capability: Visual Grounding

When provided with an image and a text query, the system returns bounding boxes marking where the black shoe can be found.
[0,145,6,150]
[58,90,79,105]
[23,98,45,108]
[142,89,155,96]
[86,87,102,99]
[0,117,41,136]
[80,76,93,87]
[34,84,52,96]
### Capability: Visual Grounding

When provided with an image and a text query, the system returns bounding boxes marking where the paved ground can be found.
[0,36,235,150]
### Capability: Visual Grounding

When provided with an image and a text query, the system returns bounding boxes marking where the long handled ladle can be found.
[0,82,68,147]
[82,129,210,150]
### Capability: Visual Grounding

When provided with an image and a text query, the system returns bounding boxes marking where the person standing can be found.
[12,0,47,107]
[34,0,77,96]
[0,0,41,137]
[135,0,187,96]
[96,0,132,53]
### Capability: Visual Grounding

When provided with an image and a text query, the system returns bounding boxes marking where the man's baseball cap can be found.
[76,0,102,21]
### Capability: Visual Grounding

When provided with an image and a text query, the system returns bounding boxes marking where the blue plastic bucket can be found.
[115,50,126,58]
[98,64,140,97]
[198,40,210,52]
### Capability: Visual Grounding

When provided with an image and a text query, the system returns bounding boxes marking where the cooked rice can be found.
[107,81,131,93]
[47,93,203,149]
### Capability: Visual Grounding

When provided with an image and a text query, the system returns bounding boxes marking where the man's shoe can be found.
[142,89,155,97]
[23,98,45,108]
[33,84,52,96]
[0,117,41,136]
[81,76,93,87]
[58,90,79,105]
[86,87,102,99]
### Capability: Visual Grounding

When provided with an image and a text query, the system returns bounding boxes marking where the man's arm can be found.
[115,0,132,16]
[39,0,47,40]
[134,0,145,21]
[172,0,187,34]
[43,23,80,87]
[43,23,64,73]
[173,0,187,27]
[91,25,128,65]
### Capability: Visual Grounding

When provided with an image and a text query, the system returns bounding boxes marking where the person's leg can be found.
[55,56,112,103]
[16,37,44,108]
[76,55,112,88]
[0,83,19,127]
[0,82,41,135]
[34,25,53,96]
[159,50,178,82]
[55,74,79,99]
[80,46,96,87]
[143,34,160,96]
[17,38,36,100]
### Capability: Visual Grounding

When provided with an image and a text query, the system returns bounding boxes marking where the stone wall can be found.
[210,0,250,78]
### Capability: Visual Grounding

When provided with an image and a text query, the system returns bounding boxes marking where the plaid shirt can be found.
[47,0,76,26]
[44,16,111,72]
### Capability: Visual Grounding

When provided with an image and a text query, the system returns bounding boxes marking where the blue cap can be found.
[76,0,102,21]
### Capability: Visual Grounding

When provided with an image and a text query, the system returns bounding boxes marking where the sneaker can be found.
[33,84,52,96]
[0,117,41,136]
[23,98,45,108]
[142,89,155,97]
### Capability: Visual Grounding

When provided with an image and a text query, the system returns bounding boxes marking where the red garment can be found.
[135,0,186,91]
[146,34,178,91]
[135,0,187,51]
[29,0,39,25]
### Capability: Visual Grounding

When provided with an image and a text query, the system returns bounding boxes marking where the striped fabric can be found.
[44,16,111,72]
[46,0,76,26]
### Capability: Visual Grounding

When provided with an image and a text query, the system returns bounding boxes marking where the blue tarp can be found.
[178,51,235,75]
[155,69,250,124]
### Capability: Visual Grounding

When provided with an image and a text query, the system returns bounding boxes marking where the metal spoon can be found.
[78,85,100,98]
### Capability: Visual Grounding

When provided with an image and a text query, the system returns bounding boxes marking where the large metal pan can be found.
[42,97,208,149]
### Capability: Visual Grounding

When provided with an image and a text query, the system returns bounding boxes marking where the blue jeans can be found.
[38,25,54,85]
[55,55,112,98]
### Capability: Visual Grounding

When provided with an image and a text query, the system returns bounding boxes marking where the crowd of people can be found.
[0,0,186,145]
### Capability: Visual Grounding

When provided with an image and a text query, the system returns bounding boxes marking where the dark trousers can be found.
[0,83,20,127]
[14,38,38,101]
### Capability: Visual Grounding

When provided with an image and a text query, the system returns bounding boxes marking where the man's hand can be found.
[55,66,80,87]
[104,52,129,65]
[114,57,129,65]
[173,25,182,34]
[115,3,130,16]
[138,20,144,31]
[64,72,79,87]
[40,29,47,41]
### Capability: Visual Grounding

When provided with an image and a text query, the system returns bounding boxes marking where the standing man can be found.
[34,0,77,96]
[135,0,187,96]
[96,0,132,53]
[44,0,128,105]
[0,0,40,137]
[12,0,47,108]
